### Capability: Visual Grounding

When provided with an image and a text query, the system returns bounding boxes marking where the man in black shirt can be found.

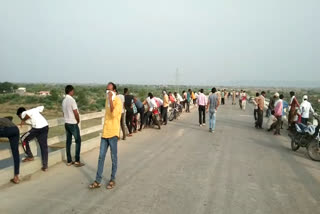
[124,88,134,137]
[0,116,20,184]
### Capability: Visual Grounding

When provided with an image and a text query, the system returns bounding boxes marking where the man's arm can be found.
[108,92,114,113]
[73,110,80,124]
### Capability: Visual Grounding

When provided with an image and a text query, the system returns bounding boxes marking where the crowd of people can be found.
[0,83,211,187]
[1,84,317,188]
[253,91,316,135]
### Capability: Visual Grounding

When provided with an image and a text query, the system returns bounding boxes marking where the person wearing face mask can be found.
[89,82,122,190]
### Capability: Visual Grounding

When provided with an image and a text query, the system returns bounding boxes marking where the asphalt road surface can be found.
[1,100,320,214]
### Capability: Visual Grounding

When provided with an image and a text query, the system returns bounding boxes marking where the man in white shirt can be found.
[300,95,315,125]
[17,106,49,171]
[143,93,160,129]
[62,85,84,167]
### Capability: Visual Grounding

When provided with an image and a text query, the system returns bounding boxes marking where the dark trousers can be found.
[186,101,190,112]
[0,126,20,175]
[221,98,225,105]
[301,117,308,125]
[162,106,168,124]
[138,107,145,130]
[254,109,258,120]
[143,111,152,126]
[126,111,134,134]
[255,109,264,128]
[65,123,81,163]
[275,116,282,134]
[198,105,206,125]
[21,126,49,168]
[120,113,126,139]
[193,99,196,105]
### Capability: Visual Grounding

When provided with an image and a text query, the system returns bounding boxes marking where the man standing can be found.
[0,116,20,184]
[62,85,84,167]
[89,82,122,190]
[300,95,315,125]
[186,89,191,112]
[17,106,49,171]
[134,96,145,131]
[197,89,207,127]
[288,91,300,129]
[207,88,220,133]
[162,91,169,125]
[255,91,266,129]
[116,90,126,140]
[273,93,283,135]
[232,90,236,105]
[253,93,260,120]
[124,88,134,137]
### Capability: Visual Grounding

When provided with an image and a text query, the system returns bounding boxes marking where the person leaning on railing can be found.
[0,116,20,184]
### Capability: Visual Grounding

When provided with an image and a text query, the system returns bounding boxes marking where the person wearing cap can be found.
[300,95,315,125]
[0,116,20,184]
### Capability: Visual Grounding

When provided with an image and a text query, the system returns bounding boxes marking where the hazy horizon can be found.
[1,0,319,86]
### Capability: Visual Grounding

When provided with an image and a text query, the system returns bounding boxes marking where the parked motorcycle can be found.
[288,114,320,161]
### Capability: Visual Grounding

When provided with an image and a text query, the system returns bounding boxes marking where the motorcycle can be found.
[169,103,182,121]
[288,114,320,161]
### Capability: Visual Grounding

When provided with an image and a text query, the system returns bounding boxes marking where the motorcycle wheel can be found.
[307,141,320,161]
[20,132,28,155]
[291,138,300,151]
[169,112,175,121]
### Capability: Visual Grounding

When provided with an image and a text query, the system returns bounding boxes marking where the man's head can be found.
[107,82,117,92]
[280,94,284,99]
[290,91,295,97]
[148,92,154,98]
[303,95,308,101]
[274,92,279,98]
[16,107,26,119]
[182,90,185,94]
[124,88,129,95]
[256,92,260,97]
[188,89,191,92]
[168,92,172,96]
[65,85,74,96]
[134,96,138,102]
[200,89,204,93]
[162,90,167,95]
[261,91,266,97]
[211,87,217,93]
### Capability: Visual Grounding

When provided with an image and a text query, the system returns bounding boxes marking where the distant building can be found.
[38,91,51,96]
[16,87,26,95]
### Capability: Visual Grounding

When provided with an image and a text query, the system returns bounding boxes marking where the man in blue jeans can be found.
[62,85,84,167]
[89,82,122,190]
[207,88,220,133]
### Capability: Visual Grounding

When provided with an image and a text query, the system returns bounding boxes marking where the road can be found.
[1,100,320,214]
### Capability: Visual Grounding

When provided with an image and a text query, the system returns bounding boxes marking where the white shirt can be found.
[62,95,79,124]
[146,97,157,112]
[177,94,183,102]
[22,106,48,129]
[117,94,125,113]
[155,97,163,106]
[300,100,314,119]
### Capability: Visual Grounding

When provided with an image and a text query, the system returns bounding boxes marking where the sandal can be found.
[89,181,101,189]
[106,180,116,190]
[22,157,34,162]
[10,178,20,184]
[41,167,48,172]
[74,162,85,167]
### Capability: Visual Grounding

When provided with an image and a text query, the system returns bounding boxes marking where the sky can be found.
[0,0,319,86]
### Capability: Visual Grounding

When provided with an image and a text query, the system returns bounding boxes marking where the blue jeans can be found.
[209,112,216,131]
[95,137,118,183]
[65,123,81,163]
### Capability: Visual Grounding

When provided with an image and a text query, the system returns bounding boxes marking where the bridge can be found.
[1,100,320,214]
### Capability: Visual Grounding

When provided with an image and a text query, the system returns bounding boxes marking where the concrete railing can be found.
[0,111,106,187]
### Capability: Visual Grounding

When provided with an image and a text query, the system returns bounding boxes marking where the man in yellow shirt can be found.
[162,91,169,125]
[89,82,122,190]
